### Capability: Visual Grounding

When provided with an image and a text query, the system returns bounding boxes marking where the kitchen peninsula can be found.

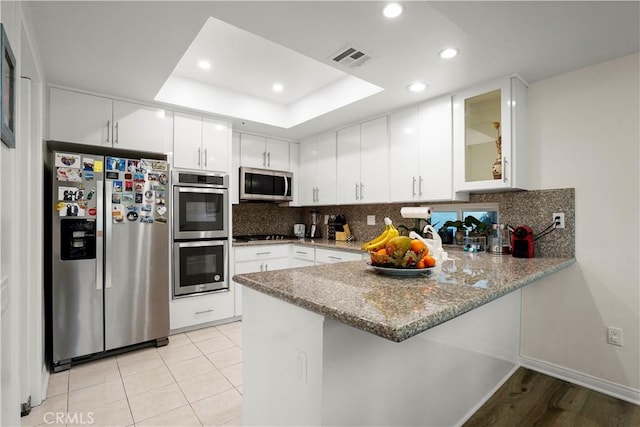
[233,252,575,426]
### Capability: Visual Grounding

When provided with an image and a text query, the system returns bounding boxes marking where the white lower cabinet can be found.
[315,248,364,264]
[290,245,315,267]
[170,291,235,331]
[233,245,289,316]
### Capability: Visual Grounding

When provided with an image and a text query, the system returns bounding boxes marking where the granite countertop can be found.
[233,238,363,253]
[232,253,576,342]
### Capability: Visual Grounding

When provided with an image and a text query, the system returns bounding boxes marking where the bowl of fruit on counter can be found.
[362,218,437,277]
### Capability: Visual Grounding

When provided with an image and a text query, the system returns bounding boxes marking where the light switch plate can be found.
[367,215,376,225]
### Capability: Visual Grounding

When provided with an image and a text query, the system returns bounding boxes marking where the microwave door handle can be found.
[283,175,288,197]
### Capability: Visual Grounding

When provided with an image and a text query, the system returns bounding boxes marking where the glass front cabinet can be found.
[452,76,528,192]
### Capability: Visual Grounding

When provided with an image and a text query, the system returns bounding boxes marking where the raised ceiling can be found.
[24,1,640,140]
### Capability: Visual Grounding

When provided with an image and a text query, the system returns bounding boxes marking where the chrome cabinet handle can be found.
[419,176,424,196]
[106,120,110,143]
[267,152,271,167]
[295,251,308,255]
[259,263,264,272]
[360,183,364,200]
[204,148,208,167]
[115,122,119,144]
[265,264,269,271]
[197,148,201,166]
[503,157,508,183]
[355,183,359,200]
[328,256,342,260]
[412,176,417,197]
[256,251,272,256]
[195,309,214,315]
[263,152,266,167]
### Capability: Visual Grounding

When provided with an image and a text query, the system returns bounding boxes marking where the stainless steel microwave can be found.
[239,167,293,202]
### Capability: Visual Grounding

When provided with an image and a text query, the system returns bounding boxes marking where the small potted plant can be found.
[442,215,490,245]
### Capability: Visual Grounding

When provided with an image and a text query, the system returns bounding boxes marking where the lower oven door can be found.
[173,240,228,298]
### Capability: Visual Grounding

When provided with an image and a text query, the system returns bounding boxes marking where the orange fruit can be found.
[410,239,425,253]
[375,248,387,256]
[416,259,426,269]
[422,255,436,268]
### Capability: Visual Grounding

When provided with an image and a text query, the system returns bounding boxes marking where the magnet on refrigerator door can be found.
[159,173,168,185]
[56,167,82,182]
[58,186,84,202]
[141,204,152,212]
[127,160,140,173]
[133,173,145,182]
[124,173,132,180]
[82,158,94,171]
[140,215,154,224]
[87,188,96,200]
[113,181,123,193]
[155,216,167,224]
[156,206,167,216]
[106,157,117,171]
[125,181,133,192]
[117,159,126,171]
[55,153,81,168]
[135,193,143,204]
[105,171,118,180]
[112,194,121,204]
[60,203,84,217]
[112,204,125,223]
[93,160,103,172]
[88,208,97,216]
[84,172,94,181]
[126,211,139,222]
[147,173,159,182]
[122,193,134,204]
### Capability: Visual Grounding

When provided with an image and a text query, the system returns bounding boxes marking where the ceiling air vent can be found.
[330,45,372,69]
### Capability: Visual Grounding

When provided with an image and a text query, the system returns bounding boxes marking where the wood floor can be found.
[464,368,640,427]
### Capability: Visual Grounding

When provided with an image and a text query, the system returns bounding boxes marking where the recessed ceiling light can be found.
[439,48,459,59]
[383,3,403,18]
[407,81,427,92]
[272,83,284,92]
[198,60,212,70]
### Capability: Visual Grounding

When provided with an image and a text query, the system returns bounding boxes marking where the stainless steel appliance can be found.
[239,166,293,202]
[172,170,230,297]
[173,170,228,240]
[173,240,228,297]
[46,148,169,372]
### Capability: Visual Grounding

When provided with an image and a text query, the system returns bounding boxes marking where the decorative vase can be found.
[492,158,502,180]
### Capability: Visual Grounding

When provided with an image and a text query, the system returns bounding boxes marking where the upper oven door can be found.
[173,186,228,239]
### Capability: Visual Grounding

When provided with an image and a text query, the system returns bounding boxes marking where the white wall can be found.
[0,2,47,425]
[522,53,639,393]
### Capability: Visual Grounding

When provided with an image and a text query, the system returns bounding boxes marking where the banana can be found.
[361,217,393,250]
[365,223,399,252]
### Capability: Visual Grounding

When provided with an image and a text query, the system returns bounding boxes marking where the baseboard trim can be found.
[520,355,640,405]
[454,364,521,427]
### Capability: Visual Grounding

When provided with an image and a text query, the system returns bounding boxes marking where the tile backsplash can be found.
[232,188,575,258]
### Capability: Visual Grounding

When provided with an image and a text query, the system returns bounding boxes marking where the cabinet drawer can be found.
[290,245,314,262]
[315,248,363,264]
[170,291,234,331]
[234,244,289,262]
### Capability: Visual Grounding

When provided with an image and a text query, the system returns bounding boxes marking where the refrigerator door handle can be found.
[105,183,113,289]
[96,180,104,290]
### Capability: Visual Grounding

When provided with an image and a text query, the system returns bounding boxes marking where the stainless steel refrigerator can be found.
[47,148,170,371]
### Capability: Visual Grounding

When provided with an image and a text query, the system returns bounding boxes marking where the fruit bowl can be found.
[366,261,436,277]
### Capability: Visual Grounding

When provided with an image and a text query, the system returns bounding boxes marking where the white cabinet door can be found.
[359,117,388,203]
[298,138,317,205]
[173,112,203,170]
[336,124,361,204]
[231,132,241,205]
[202,118,231,172]
[49,88,112,146]
[240,133,268,168]
[389,106,421,202]
[418,96,456,200]
[453,76,527,192]
[315,132,337,205]
[265,138,290,171]
[289,142,300,205]
[112,100,172,153]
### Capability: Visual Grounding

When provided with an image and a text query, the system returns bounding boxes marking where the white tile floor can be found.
[21,321,243,427]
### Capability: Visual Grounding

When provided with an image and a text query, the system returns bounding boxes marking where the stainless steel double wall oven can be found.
[172,170,229,297]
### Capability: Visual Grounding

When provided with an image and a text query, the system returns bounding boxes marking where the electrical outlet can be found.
[553,212,565,229]
[367,215,376,226]
[607,326,623,346]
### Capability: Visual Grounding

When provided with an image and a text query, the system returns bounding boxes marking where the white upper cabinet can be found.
[299,131,337,206]
[389,96,467,202]
[49,87,172,153]
[240,133,290,171]
[336,117,389,204]
[173,112,231,172]
[453,76,527,192]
